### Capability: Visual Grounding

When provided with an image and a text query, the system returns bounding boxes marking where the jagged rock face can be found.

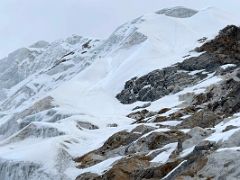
[1,7,240,180]
[178,53,222,71]
[180,25,240,72]
[178,110,222,128]
[181,25,240,71]
[197,25,240,57]
[194,150,240,179]
[75,25,240,180]
[116,67,205,104]
[192,78,240,117]
[117,25,240,104]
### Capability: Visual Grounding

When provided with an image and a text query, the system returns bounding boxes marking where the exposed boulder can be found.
[101,131,141,152]
[196,150,240,179]
[126,130,188,154]
[127,109,156,122]
[76,121,99,130]
[76,172,99,180]
[99,155,151,180]
[132,160,182,180]
[75,130,143,168]
[130,124,157,135]
[182,127,214,149]
[171,141,217,180]
[178,110,222,128]
[220,129,240,148]
[117,67,202,104]
[193,78,240,117]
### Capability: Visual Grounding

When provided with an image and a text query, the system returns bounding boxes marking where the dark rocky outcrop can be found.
[76,25,240,180]
[197,25,240,56]
[192,78,240,117]
[116,67,204,104]
[117,25,240,104]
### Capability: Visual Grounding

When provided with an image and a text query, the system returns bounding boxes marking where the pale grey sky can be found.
[0,0,238,58]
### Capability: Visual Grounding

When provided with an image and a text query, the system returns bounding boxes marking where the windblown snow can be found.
[0,3,240,180]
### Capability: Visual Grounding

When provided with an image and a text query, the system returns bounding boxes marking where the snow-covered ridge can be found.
[0,5,240,180]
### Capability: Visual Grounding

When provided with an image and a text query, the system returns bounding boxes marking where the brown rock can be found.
[131,124,156,135]
[76,172,99,180]
[127,109,154,122]
[154,115,168,122]
[101,155,150,180]
[101,131,140,151]
[126,130,188,154]
[75,153,104,168]
[158,108,171,114]
[131,160,182,180]
[178,110,222,128]
[75,130,142,168]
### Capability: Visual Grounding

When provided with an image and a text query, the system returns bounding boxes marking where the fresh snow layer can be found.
[151,143,178,163]
[0,4,240,180]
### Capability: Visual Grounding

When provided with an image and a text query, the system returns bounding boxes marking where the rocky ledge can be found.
[76,25,240,180]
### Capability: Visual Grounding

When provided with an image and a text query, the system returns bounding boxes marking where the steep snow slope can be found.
[52,6,238,116]
[0,5,240,180]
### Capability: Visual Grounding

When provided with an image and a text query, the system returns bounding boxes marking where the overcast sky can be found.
[0,0,238,58]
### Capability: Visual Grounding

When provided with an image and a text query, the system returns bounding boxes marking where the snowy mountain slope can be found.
[0,5,240,180]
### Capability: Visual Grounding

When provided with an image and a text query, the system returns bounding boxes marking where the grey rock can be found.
[117,67,202,104]
[198,150,240,180]
[132,102,151,111]
[178,110,222,128]
[76,121,99,130]
[30,41,50,48]
[182,127,214,149]
[156,7,198,18]
[76,172,99,180]
[222,125,238,132]
[0,123,65,146]
[126,130,187,154]
[221,129,240,148]
[131,124,157,135]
